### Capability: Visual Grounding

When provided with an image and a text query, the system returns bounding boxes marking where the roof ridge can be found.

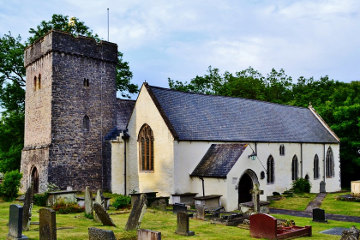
[148,85,307,110]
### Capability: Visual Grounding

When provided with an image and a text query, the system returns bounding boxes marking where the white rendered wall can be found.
[126,85,174,196]
[110,134,125,194]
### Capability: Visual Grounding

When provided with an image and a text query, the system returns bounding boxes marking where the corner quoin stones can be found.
[20,30,118,192]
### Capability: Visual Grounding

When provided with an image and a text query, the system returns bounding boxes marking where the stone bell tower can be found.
[20,30,118,192]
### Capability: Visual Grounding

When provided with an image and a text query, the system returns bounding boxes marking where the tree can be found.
[0,14,138,173]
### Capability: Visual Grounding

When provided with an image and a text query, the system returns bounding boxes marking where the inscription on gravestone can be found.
[88,227,116,240]
[175,212,195,236]
[8,204,28,240]
[312,208,327,223]
[93,203,116,227]
[39,208,56,240]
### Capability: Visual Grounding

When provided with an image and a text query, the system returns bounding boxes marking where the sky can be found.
[1,0,360,90]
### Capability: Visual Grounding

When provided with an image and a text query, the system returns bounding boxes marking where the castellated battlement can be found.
[24,30,118,67]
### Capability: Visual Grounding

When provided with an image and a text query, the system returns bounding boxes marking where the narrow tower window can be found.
[279,144,285,156]
[34,76,37,91]
[83,78,89,87]
[267,155,275,184]
[138,124,154,171]
[38,74,41,89]
[83,115,90,132]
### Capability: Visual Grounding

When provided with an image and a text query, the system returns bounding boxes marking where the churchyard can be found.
[1,190,360,240]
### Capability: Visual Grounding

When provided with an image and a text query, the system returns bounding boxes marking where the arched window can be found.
[34,76,37,91]
[31,166,39,193]
[38,74,41,89]
[279,144,285,156]
[83,78,89,87]
[267,155,275,184]
[138,124,154,171]
[83,115,90,132]
[292,155,298,180]
[314,154,319,179]
[326,147,334,178]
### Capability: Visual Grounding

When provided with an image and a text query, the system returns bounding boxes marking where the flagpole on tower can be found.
[107,8,110,41]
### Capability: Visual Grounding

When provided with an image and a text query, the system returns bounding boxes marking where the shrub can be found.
[52,199,84,214]
[112,194,131,209]
[0,170,22,201]
[34,192,49,206]
[292,178,311,193]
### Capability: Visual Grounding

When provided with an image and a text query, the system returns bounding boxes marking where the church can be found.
[20,30,341,211]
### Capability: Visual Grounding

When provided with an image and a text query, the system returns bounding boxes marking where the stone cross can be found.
[88,227,116,240]
[84,186,93,216]
[22,186,34,231]
[39,208,56,240]
[175,212,195,236]
[8,204,28,240]
[250,184,263,213]
[93,202,116,227]
[125,194,147,231]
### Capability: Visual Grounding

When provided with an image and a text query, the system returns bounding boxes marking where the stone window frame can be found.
[279,144,285,156]
[83,78,90,87]
[313,154,320,179]
[38,74,41,90]
[33,76,37,91]
[291,155,299,181]
[138,124,154,172]
[83,115,90,132]
[267,155,275,184]
[30,165,39,193]
[326,147,335,178]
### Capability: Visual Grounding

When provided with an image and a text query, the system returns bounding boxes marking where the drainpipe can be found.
[122,129,130,195]
[199,177,205,196]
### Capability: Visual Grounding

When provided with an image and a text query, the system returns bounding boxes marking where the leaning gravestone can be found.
[22,186,34,231]
[93,202,116,227]
[8,204,28,240]
[88,227,116,240]
[125,194,147,231]
[39,208,56,240]
[312,208,327,222]
[84,186,93,216]
[175,212,195,236]
[138,229,161,240]
[340,226,360,240]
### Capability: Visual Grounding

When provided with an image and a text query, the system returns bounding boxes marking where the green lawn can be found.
[269,193,317,211]
[1,195,360,240]
[321,192,360,217]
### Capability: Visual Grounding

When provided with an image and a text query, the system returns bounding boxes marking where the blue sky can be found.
[1,0,360,89]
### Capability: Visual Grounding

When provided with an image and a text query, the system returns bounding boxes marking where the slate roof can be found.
[145,84,339,143]
[116,98,135,130]
[191,144,247,178]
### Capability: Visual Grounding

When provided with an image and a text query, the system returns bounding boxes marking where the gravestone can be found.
[125,194,147,231]
[94,190,102,222]
[340,226,360,240]
[84,186,93,216]
[212,206,224,218]
[312,208,327,222]
[22,186,34,231]
[195,204,205,220]
[88,227,116,240]
[172,203,187,214]
[138,229,162,240]
[250,184,263,213]
[8,204,28,240]
[320,181,326,193]
[39,208,56,240]
[175,212,195,236]
[93,203,116,227]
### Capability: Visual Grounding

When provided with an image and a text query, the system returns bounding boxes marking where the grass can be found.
[321,192,360,216]
[269,193,317,211]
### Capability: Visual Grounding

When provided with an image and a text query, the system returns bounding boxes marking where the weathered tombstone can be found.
[8,204,28,240]
[212,206,224,218]
[93,203,116,227]
[340,226,360,240]
[84,186,93,216]
[22,186,34,231]
[94,190,102,222]
[88,227,116,240]
[312,208,327,222]
[125,194,147,231]
[39,208,56,240]
[138,229,161,240]
[320,181,326,193]
[172,203,187,214]
[175,212,195,236]
[195,204,205,220]
[250,184,262,213]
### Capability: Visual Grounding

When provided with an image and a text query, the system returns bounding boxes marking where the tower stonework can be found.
[20,30,118,192]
